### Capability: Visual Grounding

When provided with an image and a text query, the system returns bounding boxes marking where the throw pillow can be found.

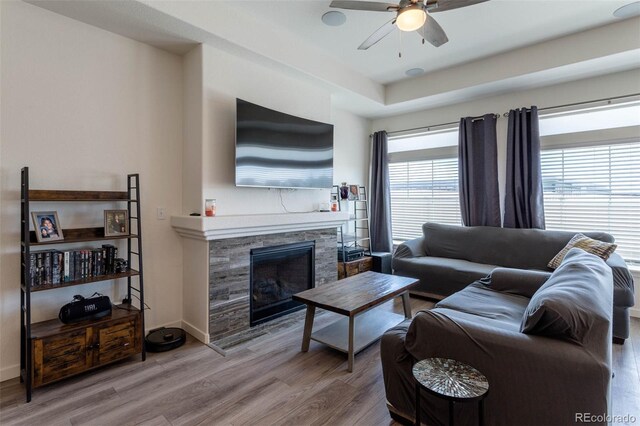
[521,248,613,343]
[547,233,617,269]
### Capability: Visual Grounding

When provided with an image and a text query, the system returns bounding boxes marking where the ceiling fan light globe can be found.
[396,6,426,32]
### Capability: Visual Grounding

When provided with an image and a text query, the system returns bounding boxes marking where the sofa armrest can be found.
[489,267,552,299]
[607,253,635,307]
[394,237,426,259]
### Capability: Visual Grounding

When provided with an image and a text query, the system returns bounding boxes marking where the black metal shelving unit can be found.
[332,185,372,277]
[19,167,145,402]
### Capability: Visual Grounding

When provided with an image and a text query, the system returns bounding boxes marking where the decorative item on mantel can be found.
[340,182,349,200]
[205,199,216,217]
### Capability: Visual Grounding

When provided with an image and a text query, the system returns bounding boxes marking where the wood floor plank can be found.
[271,379,358,426]
[136,415,172,426]
[0,297,636,426]
[173,375,291,426]
[611,318,640,425]
[12,388,118,426]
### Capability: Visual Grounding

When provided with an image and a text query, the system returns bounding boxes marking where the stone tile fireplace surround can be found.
[171,212,349,349]
[209,228,336,342]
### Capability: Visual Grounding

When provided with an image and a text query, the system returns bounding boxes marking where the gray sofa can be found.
[393,222,635,342]
[382,249,613,425]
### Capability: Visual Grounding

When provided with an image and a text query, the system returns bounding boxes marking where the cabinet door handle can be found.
[123,342,130,347]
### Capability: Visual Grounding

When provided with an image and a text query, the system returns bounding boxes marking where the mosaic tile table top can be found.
[412,358,489,400]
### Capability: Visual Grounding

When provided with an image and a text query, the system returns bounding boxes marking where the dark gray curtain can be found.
[458,114,501,227]
[370,131,393,252]
[504,106,545,229]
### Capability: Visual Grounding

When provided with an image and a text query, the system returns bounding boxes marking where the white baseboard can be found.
[1,364,20,382]
[630,307,640,319]
[146,320,183,334]
[181,319,209,344]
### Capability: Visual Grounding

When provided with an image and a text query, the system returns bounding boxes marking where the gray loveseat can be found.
[393,222,635,342]
[382,249,613,425]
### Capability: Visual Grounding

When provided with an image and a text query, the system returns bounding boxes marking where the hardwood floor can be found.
[1,298,638,426]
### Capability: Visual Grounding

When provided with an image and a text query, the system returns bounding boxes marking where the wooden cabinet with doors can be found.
[31,305,142,387]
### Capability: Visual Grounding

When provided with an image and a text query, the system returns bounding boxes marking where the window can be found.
[539,101,640,263]
[541,141,640,262]
[388,129,461,243]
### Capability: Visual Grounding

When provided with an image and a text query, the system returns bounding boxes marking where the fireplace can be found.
[249,241,315,326]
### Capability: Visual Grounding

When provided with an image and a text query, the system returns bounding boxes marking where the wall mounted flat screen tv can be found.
[235,99,334,189]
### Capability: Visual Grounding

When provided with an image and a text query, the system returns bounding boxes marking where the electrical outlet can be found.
[157,207,166,220]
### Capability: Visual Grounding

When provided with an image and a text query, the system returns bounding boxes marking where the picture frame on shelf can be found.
[348,185,359,201]
[32,211,64,242]
[104,209,129,237]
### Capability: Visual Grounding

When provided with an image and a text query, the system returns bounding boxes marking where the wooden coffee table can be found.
[292,271,418,372]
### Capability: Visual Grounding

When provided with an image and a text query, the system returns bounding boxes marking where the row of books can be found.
[28,245,119,287]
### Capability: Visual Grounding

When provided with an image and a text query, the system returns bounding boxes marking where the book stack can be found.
[28,245,119,287]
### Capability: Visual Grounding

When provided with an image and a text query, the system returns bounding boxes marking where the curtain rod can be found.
[372,92,640,139]
[501,93,640,117]
[371,113,499,138]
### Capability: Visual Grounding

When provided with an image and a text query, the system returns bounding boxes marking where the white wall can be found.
[0,1,184,380]
[182,46,204,216]
[199,44,331,215]
[332,107,371,188]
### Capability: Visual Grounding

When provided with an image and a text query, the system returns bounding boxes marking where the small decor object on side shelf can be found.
[104,210,129,237]
[205,199,216,217]
[114,258,128,273]
[348,184,359,201]
[340,182,349,200]
[31,211,64,242]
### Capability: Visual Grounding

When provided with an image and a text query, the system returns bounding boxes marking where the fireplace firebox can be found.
[249,241,315,326]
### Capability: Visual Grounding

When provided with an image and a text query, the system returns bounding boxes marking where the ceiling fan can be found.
[329,0,488,50]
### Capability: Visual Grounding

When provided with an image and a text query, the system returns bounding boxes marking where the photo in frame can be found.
[32,211,64,242]
[348,185,359,201]
[104,210,129,237]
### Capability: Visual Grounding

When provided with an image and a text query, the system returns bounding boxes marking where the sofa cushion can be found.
[393,256,496,297]
[421,222,614,270]
[548,233,617,269]
[436,281,530,331]
[521,248,613,343]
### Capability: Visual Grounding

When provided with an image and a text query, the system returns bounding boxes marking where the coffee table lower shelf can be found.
[311,309,405,355]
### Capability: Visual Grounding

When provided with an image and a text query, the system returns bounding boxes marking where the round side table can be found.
[412,358,489,426]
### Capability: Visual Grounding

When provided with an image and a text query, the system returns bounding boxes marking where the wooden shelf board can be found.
[28,190,130,202]
[30,227,138,246]
[28,269,140,293]
[30,304,140,339]
[311,309,404,354]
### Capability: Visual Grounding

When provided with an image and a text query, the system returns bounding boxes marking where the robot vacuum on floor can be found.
[145,327,187,352]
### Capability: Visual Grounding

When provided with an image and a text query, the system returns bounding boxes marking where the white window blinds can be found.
[389,157,462,243]
[541,141,640,262]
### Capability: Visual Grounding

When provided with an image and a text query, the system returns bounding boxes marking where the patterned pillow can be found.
[547,233,617,269]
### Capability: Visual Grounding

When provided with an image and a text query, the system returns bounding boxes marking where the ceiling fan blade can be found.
[419,13,448,47]
[426,0,488,13]
[358,18,397,50]
[330,1,398,12]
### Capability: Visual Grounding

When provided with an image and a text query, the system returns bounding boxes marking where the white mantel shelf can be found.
[171,211,350,241]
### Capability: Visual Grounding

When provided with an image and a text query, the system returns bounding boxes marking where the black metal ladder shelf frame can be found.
[19,167,146,402]
[332,185,372,277]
